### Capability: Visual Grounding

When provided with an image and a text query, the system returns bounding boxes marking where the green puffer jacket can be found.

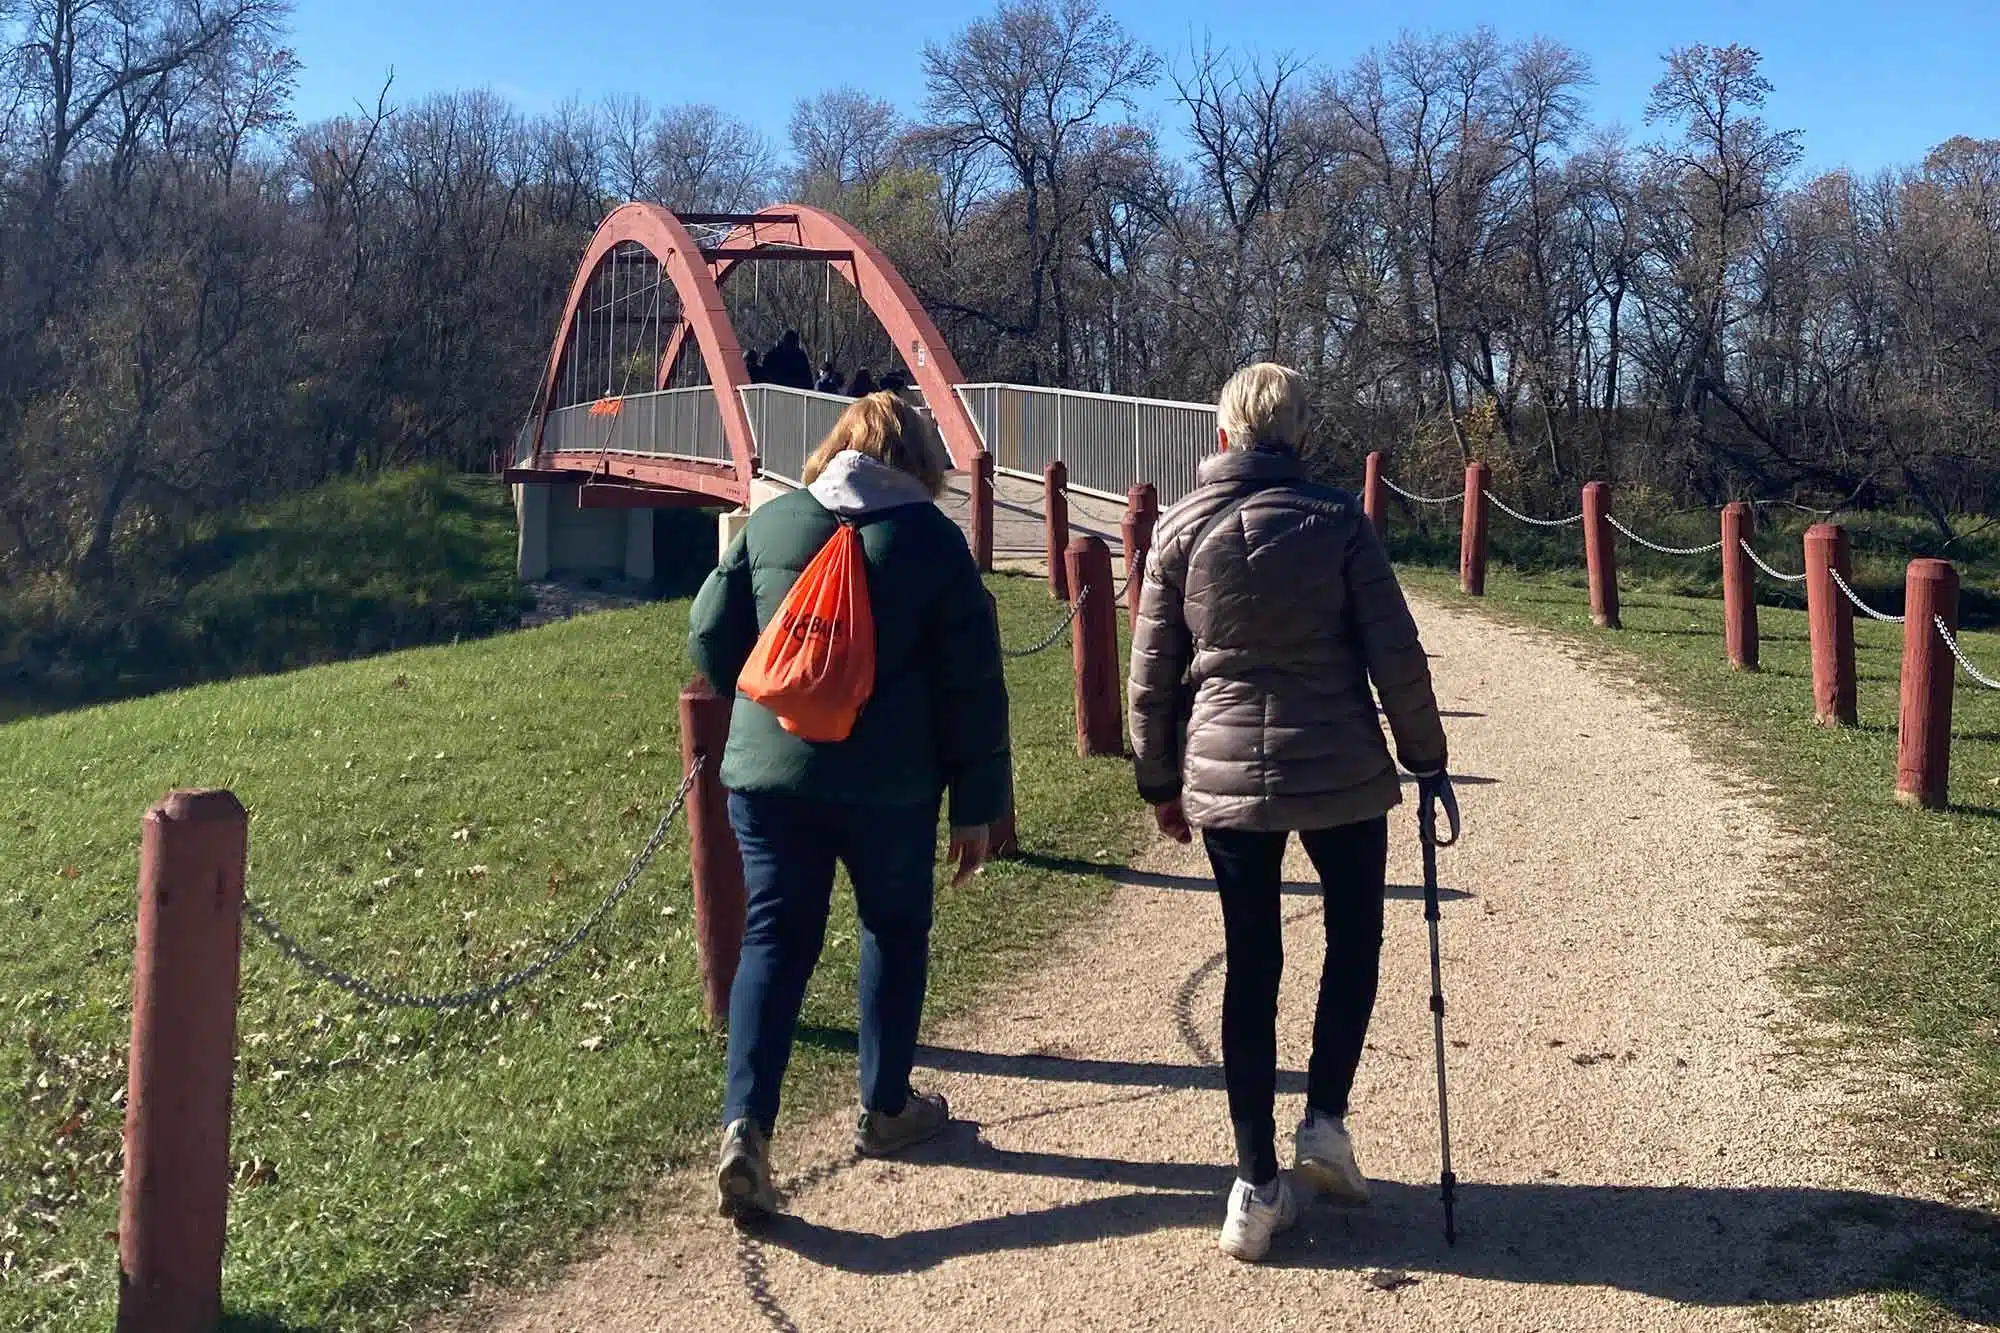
[686,452,1011,829]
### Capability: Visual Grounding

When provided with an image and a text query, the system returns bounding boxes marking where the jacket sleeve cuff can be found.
[1399,750,1449,778]
[1136,776,1183,805]
[947,754,1011,830]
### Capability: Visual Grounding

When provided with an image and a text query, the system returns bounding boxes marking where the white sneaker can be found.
[1293,1111,1370,1205]
[1217,1174,1299,1262]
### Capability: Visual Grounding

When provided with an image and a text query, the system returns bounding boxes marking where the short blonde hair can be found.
[1216,362,1310,450]
[801,391,951,497]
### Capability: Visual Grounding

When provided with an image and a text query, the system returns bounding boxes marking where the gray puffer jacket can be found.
[1128,446,1447,832]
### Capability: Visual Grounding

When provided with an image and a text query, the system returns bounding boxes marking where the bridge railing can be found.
[956,383,1215,506]
[537,386,731,466]
[739,384,854,487]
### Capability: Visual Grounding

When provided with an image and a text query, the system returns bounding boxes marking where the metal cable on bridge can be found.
[1934,616,2000,691]
[1606,515,1723,557]
[1382,477,1465,507]
[1740,539,1808,583]
[1003,585,1088,658]
[242,762,699,1011]
[1484,490,1584,528]
[1828,567,1905,623]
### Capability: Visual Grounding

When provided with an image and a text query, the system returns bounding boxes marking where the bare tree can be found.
[789,87,901,202]
[922,0,1159,381]
[649,103,773,213]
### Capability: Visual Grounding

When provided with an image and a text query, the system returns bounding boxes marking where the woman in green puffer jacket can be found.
[687,391,1010,1224]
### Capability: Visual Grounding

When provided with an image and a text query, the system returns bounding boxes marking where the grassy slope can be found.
[0,574,1137,1330]
[0,469,528,709]
[1397,563,2000,1205]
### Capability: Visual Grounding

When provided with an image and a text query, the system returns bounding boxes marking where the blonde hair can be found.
[801,391,950,497]
[1216,362,1310,450]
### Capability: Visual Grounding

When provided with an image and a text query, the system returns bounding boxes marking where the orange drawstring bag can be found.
[738,523,876,741]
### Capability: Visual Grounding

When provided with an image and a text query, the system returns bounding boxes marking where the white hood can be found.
[806,450,934,517]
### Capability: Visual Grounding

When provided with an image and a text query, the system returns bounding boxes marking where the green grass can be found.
[0,574,1138,1330]
[0,468,530,710]
[1397,561,2000,1316]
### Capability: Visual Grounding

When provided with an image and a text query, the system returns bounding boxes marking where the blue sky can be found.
[287,0,2000,176]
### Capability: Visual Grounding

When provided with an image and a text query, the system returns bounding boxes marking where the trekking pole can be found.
[1419,776,1463,1246]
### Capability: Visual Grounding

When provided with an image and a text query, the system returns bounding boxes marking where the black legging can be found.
[1200,816,1389,1185]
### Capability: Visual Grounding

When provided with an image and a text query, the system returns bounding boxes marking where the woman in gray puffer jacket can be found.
[1127,362,1456,1263]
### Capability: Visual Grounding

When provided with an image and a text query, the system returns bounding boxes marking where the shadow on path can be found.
[753,1127,2000,1320]
[796,1026,1304,1095]
[1011,852,1475,903]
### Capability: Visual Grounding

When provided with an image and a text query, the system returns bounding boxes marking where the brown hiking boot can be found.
[854,1090,951,1157]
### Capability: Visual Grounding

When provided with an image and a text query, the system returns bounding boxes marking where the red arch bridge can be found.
[507,203,1218,581]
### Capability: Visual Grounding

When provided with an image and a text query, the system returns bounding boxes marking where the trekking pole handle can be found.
[1417,771,1462,849]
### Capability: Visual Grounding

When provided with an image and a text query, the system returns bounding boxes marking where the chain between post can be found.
[1484,490,1584,528]
[1003,584,1089,658]
[1829,567,1905,623]
[1606,515,1722,557]
[1935,616,2000,691]
[242,760,701,1011]
[1382,477,1465,507]
[1739,539,1808,583]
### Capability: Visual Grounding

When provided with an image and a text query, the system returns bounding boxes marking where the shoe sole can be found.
[854,1114,949,1158]
[1217,1235,1270,1263]
[854,1100,951,1158]
[1295,1157,1370,1206]
[717,1157,776,1224]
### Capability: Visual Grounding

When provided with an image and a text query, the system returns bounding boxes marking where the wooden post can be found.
[1722,502,1759,671]
[1363,451,1387,544]
[1121,483,1159,630]
[1582,481,1620,629]
[1459,461,1490,596]
[1805,524,1858,727]
[984,589,1019,858]
[1065,534,1123,758]
[970,449,995,574]
[1045,460,1070,600]
[1896,559,1958,810]
[118,790,247,1333]
[680,677,744,1024]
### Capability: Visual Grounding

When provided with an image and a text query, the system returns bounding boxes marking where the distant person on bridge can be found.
[1127,362,1456,1263]
[815,360,842,394]
[689,391,1009,1224]
[762,328,814,390]
[842,366,877,398]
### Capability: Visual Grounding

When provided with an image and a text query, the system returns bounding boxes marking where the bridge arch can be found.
[677,204,985,471]
[527,203,757,503]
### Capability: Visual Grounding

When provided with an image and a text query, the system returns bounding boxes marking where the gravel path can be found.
[458,594,1996,1332]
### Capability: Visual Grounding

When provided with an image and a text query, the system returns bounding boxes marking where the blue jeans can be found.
[722,791,940,1136]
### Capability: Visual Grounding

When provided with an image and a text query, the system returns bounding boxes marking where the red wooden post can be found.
[1122,483,1159,630]
[1065,534,1123,757]
[1045,460,1071,600]
[680,677,745,1024]
[1722,502,1759,671]
[1805,524,1858,727]
[1896,559,1959,810]
[118,790,247,1333]
[984,589,1019,858]
[1582,481,1620,629]
[1363,451,1387,544]
[1459,461,1490,596]
[970,449,996,574]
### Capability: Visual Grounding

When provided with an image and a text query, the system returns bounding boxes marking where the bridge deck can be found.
[937,472,1127,569]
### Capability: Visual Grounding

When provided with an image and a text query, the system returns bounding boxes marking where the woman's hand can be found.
[1152,798,1192,844]
[946,826,990,886]
[1413,770,1462,846]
